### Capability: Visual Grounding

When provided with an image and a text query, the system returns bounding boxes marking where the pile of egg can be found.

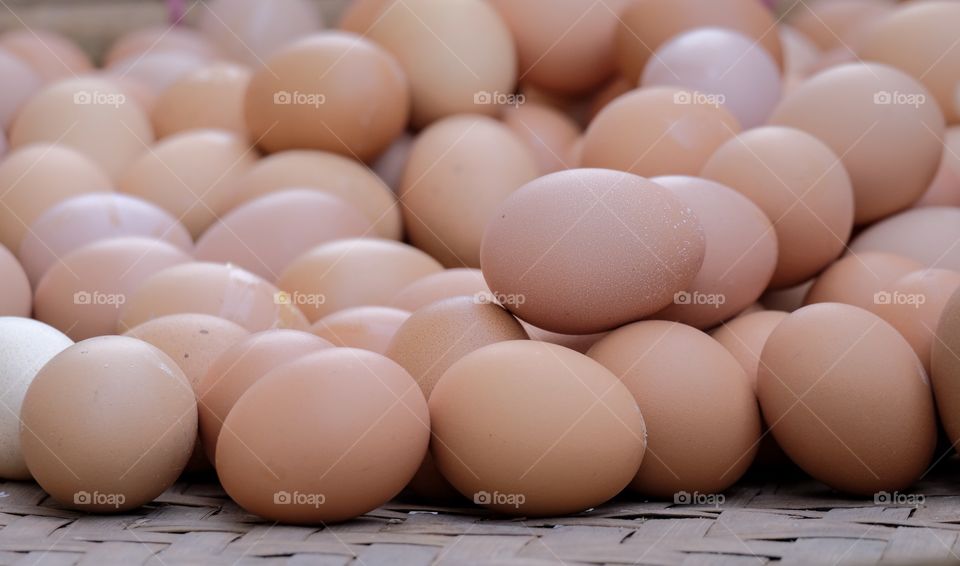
[1,0,960,522]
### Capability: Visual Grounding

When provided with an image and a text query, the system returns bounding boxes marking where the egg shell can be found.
[197,330,333,461]
[520,321,608,354]
[711,310,788,393]
[931,287,960,452]
[119,262,309,333]
[278,238,443,322]
[310,306,410,354]
[105,25,220,67]
[0,245,30,317]
[501,103,582,174]
[195,189,372,282]
[372,132,413,192]
[18,193,193,288]
[199,0,324,66]
[915,143,960,208]
[779,25,821,78]
[788,0,893,51]
[430,340,646,516]
[216,348,429,524]
[0,29,92,82]
[758,303,936,495]
[0,318,72,479]
[400,115,539,267]
[0,48,41,131]
[849,207,960,271]
[480,168,705,334]
[20,336,197,512]
[390,268,490,312]
[152,63,251,139]
[761,279,815,313]
[804,252,924,311]
[107,51,210,96]
[588,321,760,497]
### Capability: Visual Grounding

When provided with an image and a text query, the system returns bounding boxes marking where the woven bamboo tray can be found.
[2,459,960,565]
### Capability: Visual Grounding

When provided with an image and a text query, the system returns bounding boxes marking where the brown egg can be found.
[118,129,257,238]
[199,0,324,67]
[789,0,896,51]
[217,348,429,524]
[245,32,408,160]
[195,190,371,281]
[779,25,822,79]
[20,336,196,512]
[587,77,633,124]
[152,63,251,139]
[124,313,249,469]
[338,0,388,33]
[589,321,760,497]
[310,306,410,354]
[19,193,193,287]
[871,269,960,373]
[105,25,220,68]
[34,238,193,340]
[10,77,154,179]
[230,150,401,239]
[119,262,309,333]
[502,103,581,174]
[651,176,777,329]
[711,310,788,392]
[849,207,960,271]
[758,303,936,495]
[702,126,855,288]
[0,29,92,82]
[102,75,157,114]
[915,143,960,208]
[0,144,112,252]
[431,340,645,516]
[805,252,924,311]
[932,288,960,453]
[769,63,944,224]
[372,132,413,192]
[278,238,443,322]
[107,51,210,97]
[197,330,333,461]
[0,48,41,130]
[480,169,705,334]
[615,0,783,83]
[400,115,539,267]
[361,0,517,127]
[520,321,608,354]
[0,244,30,317]
[582,87,741,177]
[488,0,626,95]
[761,279,814,313]
[390,268,490,311]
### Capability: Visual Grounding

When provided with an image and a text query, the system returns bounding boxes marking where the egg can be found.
[711,310,788,393]
[761,279,815,313]
[372,132,413,192]
[870,269,960,373]
[195,190,372,281]
[10,77,154,179]
[779,25,822,79]
[278,238,443,322]
[199,0,324,66]
[152,63,251,139]
[107,51,210,96]
[758,303,936,495]
[20,336,197,512]
[18,193,193,287]
[217,348,429,524]
[788,0,893,51]
[701,126,855,288]
[931,287,960,453]
[849,207,960,271]
[390,268,490,312]
[582,87,741,177]
[119,262,309,332]
[501,103,582,174]
[0,145,112,252]
[0,48,41,131]
[34,238,194,340]
[588,321,760,497]
[430,340,645,516]
[118,129,257,238]
[651,176,778,329]
[230,150,401,239]
[0,29,92,82]
[104,25,221,67]
[196,330,333,461]
[245,32,408,160]
[0,318,72,479]
[587,77,633,124]
[480,169,705,334]
[400,115,539,267]
[615,0,783,83]
[0,245,30,317]
[915,142,960,208]
[804,252,924,311]
[521,321,608,354]
[641,28,782,129]
[769,63,944,224]
[310,306,410,354]
[361,0,517,127]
